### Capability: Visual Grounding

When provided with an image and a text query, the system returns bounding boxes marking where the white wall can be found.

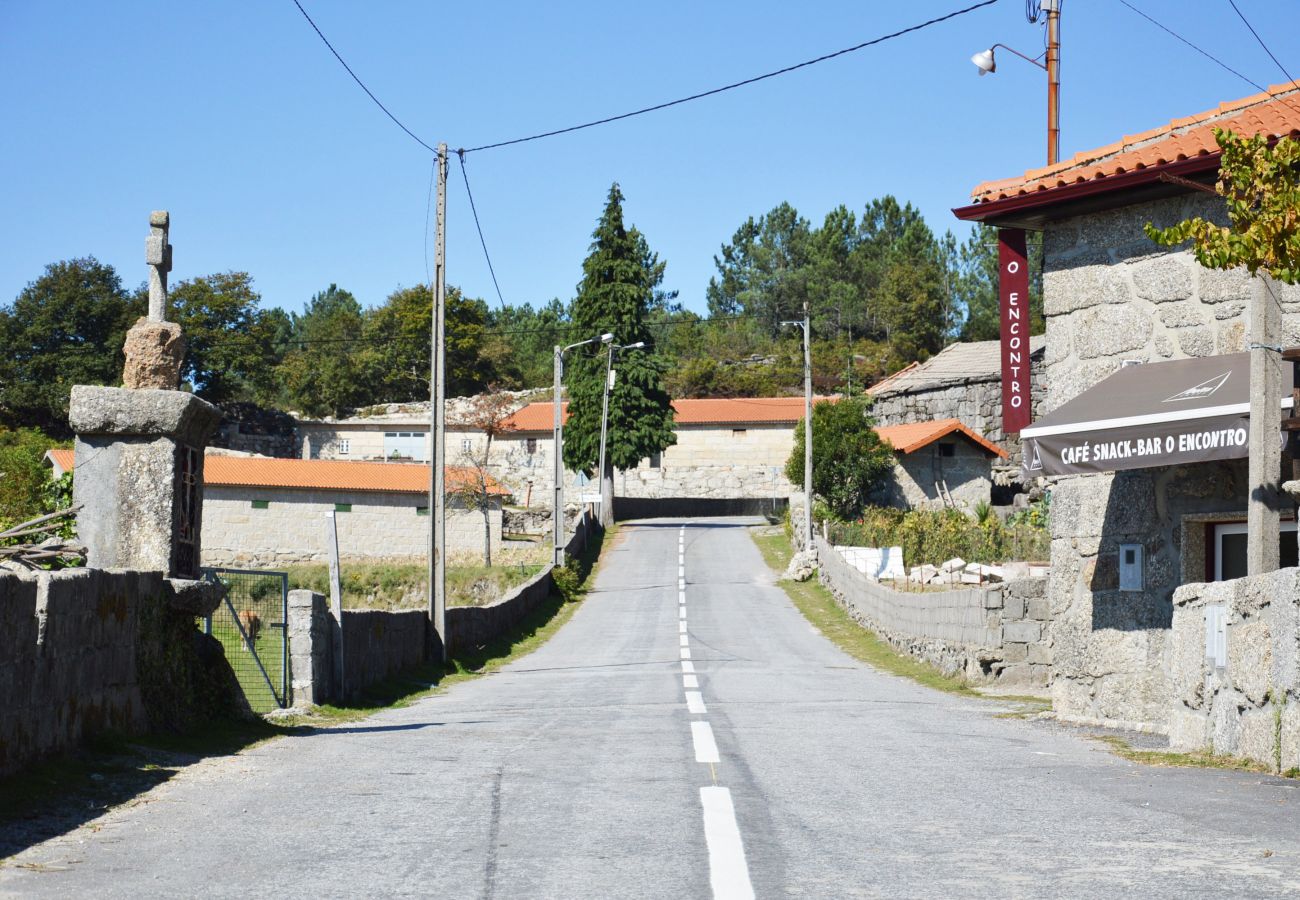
[202,486,501,567]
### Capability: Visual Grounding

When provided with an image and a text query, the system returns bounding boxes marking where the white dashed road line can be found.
[684,674,699,689]
[681,660,695,674]
[700,787,756,900]
[685,691,707,714]
[691,721,720,763]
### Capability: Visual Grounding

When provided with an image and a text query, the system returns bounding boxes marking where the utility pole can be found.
[802,300,813,552]
[428,142,448,661]
[598,344,614,528]
[552,346,565,567]
[1247,272,1281,575]
[1045,0,1061,165]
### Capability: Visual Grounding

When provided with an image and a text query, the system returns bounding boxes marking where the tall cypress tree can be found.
[564,184,676,476]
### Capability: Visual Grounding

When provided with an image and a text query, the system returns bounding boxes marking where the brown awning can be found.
[1022,353,1293,476]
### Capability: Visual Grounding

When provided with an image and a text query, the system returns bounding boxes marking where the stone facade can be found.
[202,486,501,567]
[1168,567,1300,769]
[815,534,1050,685]
[870,339,1046,478]
[874,439,994,511]
[1041,194,1300,732]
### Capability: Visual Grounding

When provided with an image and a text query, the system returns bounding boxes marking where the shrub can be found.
[828,504,1048,566]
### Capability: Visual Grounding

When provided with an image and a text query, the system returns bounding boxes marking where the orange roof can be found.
[968,81,1300,205]
[875,419,1007,458]
[502,397,833,431]
[45,449,507,496]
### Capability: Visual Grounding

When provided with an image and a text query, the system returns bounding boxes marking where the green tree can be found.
[706,202,813,334]
[0,428,67,528]
[564,184,676,477]
[1145,128,1300,283]
[275,284,368,417]
[786,397,895,520]
[0,258,141,433]
[167,271,284,403]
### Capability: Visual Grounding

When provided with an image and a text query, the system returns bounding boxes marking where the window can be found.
[938,443,956,458]
[338,439,350,455]
[526,438,538,455]
[251,499,269,510]
[1212,521,1298,581]
[732,429,747,438]
[648,451,662,469]
[334,503,352,513]
[383,430,427,462]
[462,439,473,453]
[416,506,429,516]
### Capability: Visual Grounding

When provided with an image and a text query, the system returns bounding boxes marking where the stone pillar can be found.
[288,589,333,706]
[69,385,222,578]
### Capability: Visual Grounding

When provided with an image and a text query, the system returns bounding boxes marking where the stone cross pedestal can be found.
[123,211,185,390]
[70,210,220,578]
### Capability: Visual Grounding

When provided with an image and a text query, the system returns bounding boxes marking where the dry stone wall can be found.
[1,568,243,777]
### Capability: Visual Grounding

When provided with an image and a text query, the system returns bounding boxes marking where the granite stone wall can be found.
[869,354,1046,475]
[1169,567,1300,769]
[202,486,501,567]
[1,568,243,777]
[873,442,993,511]
[815,535,1050,685]
[1040,193,1300,731]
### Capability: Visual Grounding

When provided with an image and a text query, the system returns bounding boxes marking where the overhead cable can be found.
[458,0,1001,154]
[1226,0,1298,88]
[457,151,507,309]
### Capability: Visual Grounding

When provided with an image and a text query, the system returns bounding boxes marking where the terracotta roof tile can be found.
[875,419,1007,458]
[45,449,506,496]
[502,397,834,432]
[970,81,1300,203]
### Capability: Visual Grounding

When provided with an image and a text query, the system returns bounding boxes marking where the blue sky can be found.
[2,1,1297,318]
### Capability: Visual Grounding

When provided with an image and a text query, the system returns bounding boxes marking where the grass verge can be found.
[750,527,978,697]
[1,524,613,858]
[1089,735,1285,775]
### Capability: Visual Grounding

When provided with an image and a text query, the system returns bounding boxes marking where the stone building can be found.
[48,449,506,567]
[873,419,1006,511]
[868,337,1045,486]
[954,82,1300,731]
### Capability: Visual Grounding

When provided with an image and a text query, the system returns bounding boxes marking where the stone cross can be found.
[145,210,172,321]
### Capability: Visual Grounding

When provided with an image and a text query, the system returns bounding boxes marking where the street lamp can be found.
[970,0,1060,165]
[782,303,813,553]
[596,340,646,525]
[553,332,613,565]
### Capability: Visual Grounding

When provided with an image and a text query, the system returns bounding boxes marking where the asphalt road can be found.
[3,517,1300,898]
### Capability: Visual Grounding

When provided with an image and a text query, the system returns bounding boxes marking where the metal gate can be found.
[202,568,289,712]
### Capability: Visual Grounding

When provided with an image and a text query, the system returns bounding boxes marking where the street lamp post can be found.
[553,333,614,566]
[597,340,646,527]
[782,302,813,552]
[970,0,1061,165]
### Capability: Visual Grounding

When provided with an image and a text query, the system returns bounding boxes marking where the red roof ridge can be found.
[968,81,1300,204]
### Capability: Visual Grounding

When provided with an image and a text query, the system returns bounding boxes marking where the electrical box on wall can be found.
[1119,544,1144,592]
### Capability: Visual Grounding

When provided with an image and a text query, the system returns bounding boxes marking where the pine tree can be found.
[564,184,676,476]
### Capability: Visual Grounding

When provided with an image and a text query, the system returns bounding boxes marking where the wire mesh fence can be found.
[202,568,289,713]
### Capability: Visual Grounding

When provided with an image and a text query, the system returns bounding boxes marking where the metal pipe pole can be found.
[802,301,813,551]
[1046,0,1061,165]
[552,346,565,567]
[428,142,448,661]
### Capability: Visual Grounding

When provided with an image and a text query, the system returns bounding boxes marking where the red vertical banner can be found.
[999,228,1032,434]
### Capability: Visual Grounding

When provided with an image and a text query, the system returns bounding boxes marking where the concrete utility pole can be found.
[1247,272,1282,575]
[802,300,813,551]
[428,143,449,660]
[1045,0,1061,165]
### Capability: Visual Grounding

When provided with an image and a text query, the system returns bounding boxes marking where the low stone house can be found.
[868,337,1045,486]
[874,419,1007,511]
[954,81,1300,731]
[48,449,507,567]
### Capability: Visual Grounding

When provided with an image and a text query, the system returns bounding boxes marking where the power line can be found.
[1226,0,1298,88]
[1115,0,1266,94]
[458,0,1001,154]
[288,0,438,154]
[456,150,507,309]
[423,154,437,286]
